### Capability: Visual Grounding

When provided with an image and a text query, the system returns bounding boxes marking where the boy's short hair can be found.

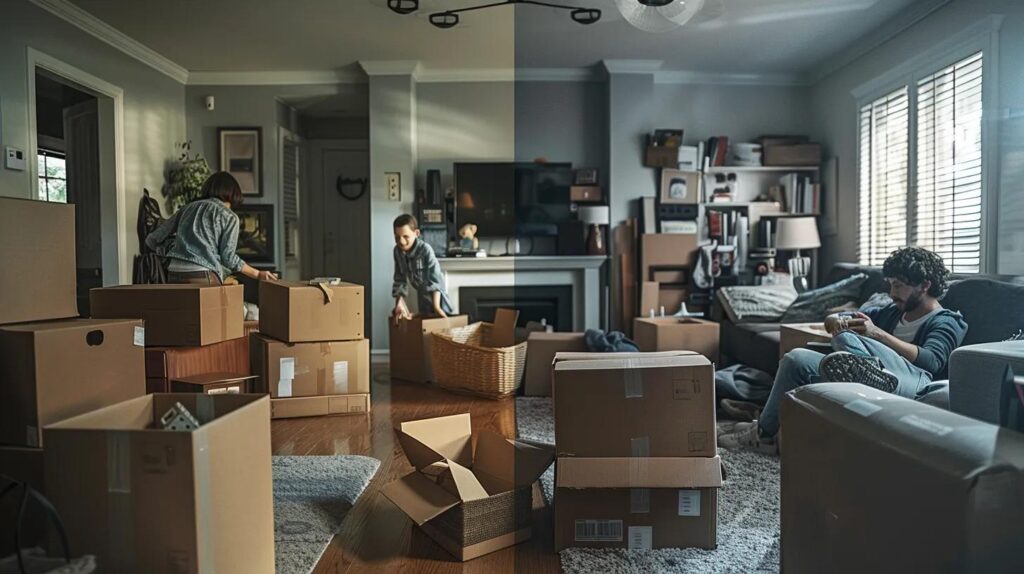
[394,213,418,231]
[882,246,950,298]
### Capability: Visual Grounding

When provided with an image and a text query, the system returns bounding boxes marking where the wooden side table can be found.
[779,323,832,358]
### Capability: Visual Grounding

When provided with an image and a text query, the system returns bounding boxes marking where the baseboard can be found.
[371,349,389,364]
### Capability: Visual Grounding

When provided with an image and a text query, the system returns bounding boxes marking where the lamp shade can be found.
[578,205,610,226]
[774,217,820,250]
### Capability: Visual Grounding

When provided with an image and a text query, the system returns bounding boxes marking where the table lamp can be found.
[578,206,609,255]
[774,216,820,292]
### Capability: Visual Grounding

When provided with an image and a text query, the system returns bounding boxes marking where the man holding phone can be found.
[720,247,968,454]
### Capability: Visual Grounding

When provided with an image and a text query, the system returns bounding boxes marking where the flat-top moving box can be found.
[0,197,78,326]
[632,317,720,362]
[522,332,587,396]
[782,383,1024,573]
[145,336,250,394]
[249,334,369,398]
[553,354,716,458]
[0,318,145,447]
[269,393,370,419]
[90,284,243,346]
[555,456,723,551]
[389,314,469,384]
[259,280,364,343]
[44,393,274,573]
[778,322,832,358]
[381,413,554,561]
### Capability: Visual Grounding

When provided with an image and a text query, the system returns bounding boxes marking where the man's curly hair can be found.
[882,247,950,297]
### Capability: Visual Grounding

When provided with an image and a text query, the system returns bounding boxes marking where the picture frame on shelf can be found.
[574,167,599,186]
[219,127,262,197]
[659,169,701,205]
[234,204,274,264]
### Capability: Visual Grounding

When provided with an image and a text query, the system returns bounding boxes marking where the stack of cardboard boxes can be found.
[551,351,723,551]
[251,280,371,418]
[0,197,145,556]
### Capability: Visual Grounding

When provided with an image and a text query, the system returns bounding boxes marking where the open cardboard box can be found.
[381,413,554,561]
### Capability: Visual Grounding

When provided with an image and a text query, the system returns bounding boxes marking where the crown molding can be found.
[359,60,422,78]
[417,68,515,82]
[602,59,664,74]
[187,69,366,86]
[655,70,806,86]
[807,0,954,85]
[28,0,188,84]
[515,67,605,82]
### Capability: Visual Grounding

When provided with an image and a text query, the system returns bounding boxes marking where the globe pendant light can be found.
[615,0,706,33]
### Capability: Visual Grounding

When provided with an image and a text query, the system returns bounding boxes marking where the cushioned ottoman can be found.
[948,341,1024,425]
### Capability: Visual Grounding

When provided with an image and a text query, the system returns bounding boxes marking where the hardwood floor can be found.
[270,364,561,573]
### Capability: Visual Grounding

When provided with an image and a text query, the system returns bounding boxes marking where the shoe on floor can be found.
[719,398,762,422]
[718,421,779,455]
[819,351,899,393]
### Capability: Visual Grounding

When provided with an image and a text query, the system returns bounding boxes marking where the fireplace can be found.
[459,285,573,331]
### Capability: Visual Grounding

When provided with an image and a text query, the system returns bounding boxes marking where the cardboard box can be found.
[523,332,587,396]
[644,146,679,168]
[570,185,603,202]
[632,317,719,363]
[0,447,46,557]
[389,314,470,383]
[781,383,1024,573]
[554,456,722,551]
[259,280,364,343]
[763,143,821,166]
[250,334,369,398]
[0,197,78,326]
[90,284,244,346]
[641,234,697,313]
[779,322,832,358]
[43,393,274,573]
[639,281,660,318]
[145,336,250,394]
[270,393,371,419]
[553,354,716,458]
[170,372,258,394]
[0,318,145,447]
[380,413,554,561]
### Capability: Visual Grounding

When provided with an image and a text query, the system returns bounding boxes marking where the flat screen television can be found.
[454,162,573,237]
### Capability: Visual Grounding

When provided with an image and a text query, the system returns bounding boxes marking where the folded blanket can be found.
[584,329,640,352]
[718,284,798,323]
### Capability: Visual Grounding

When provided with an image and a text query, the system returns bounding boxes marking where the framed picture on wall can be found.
[234,204,274,264]
[219,127,262,197]
[659,169,701,205]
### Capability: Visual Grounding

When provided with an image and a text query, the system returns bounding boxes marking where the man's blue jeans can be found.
[757,331,932,437]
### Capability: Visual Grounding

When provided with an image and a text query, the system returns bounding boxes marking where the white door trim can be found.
[27,47,129,284]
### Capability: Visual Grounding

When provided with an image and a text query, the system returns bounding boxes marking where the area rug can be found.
[272,455,380,574]
[516,397,781,574]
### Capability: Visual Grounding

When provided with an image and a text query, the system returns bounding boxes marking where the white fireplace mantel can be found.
[438,255,607,331]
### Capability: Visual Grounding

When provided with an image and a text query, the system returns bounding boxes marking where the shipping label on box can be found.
[250,334,369,398]
[259,280,364,343]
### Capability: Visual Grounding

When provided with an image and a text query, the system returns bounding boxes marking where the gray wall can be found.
[515,80,607,172]
[809,0,1024,274]
[0,2,185,283]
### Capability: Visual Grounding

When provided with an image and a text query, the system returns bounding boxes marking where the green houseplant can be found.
[162,141,211,212]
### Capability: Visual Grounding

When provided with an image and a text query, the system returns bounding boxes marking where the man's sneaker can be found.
[819,351,899,393]
[718,421,779,456]
[719,398,762,422]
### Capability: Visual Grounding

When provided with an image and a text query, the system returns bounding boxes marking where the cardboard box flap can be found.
[396,413,473,469]
[554,355,710,372]
[472,431,556,491]
[789,383,1024,479]
[437,459,490,502]
[556,456,723,489]
[552,350,697,365]
[381,471,461,526]
[490,308,519,348]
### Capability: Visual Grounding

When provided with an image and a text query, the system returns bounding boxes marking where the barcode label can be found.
[575,519,623,542]
[628,526,653,550]
[678,489,701,516]
[333,361,349,394]
[280,358,296,380]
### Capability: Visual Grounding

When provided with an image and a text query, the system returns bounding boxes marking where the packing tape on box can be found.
[107,431,136,571]
[623,359,643,398]
[220,287,229,340]
[317,342,333,396]
[630,488,651,513]
[193,431,214,572]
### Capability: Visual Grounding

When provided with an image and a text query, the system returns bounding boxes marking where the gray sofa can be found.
[714,263,1024,384]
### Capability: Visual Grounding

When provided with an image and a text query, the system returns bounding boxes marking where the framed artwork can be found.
[219,127,262,197]
[234,204,274,264]
[659,169,701,204]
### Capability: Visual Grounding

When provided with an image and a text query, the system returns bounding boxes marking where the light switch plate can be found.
[5,146,26,171]
[385,172,401,201]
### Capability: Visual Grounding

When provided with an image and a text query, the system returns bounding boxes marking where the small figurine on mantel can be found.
[458,223,479,250]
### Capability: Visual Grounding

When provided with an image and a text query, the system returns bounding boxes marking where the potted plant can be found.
[162,141,210,212]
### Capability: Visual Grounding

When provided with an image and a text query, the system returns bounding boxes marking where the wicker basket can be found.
[430,322,528,399]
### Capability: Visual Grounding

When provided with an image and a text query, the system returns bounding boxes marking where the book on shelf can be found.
[704,136,730,168]
[778,173,821,215]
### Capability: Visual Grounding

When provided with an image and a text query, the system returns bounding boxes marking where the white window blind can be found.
[858,87,909,266]
[914,52,984,273]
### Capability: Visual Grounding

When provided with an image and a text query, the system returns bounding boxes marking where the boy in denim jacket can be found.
[392,214,454,321]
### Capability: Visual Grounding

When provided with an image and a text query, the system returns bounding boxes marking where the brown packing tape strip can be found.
[220,287,229,340]
[107,431,135,571]
[317,342,332,396]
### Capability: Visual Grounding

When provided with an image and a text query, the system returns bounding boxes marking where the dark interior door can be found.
[63,99,101,315]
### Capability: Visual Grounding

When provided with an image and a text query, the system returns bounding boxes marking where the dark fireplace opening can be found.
[460,285,573,331]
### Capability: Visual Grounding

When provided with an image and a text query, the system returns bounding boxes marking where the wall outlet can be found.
[385,172,401,201]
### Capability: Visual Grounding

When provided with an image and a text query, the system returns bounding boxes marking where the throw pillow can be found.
[780,273,870,324]
[717,284,798,323]
[859,291,893,313]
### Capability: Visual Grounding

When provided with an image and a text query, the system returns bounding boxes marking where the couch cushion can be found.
[941,278,1024,345]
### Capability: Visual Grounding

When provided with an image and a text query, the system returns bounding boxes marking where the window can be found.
[858,51,985,273]
[37,151,67,203]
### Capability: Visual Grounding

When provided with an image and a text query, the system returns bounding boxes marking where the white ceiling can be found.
[67,0,925,76]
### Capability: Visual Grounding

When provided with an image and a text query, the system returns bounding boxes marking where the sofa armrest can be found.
[948,341,1024,425]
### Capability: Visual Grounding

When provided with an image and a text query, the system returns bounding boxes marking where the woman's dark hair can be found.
[202,171,243,207]
[882,247,950,297]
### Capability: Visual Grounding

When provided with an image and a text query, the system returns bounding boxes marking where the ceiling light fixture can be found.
[615,0,707,33]
[389,0,602,29]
